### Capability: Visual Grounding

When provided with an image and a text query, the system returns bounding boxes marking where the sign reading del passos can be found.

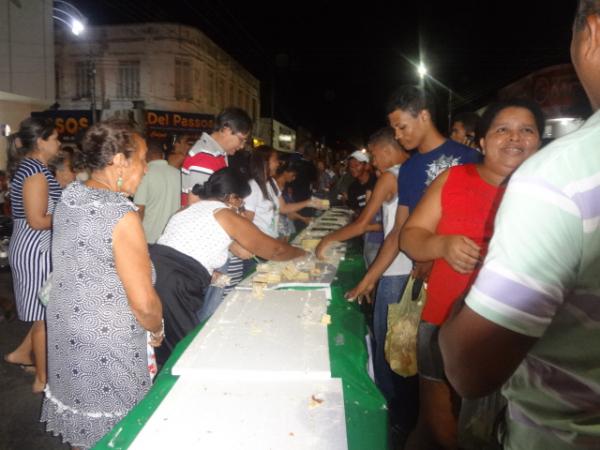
[145,110,214,133]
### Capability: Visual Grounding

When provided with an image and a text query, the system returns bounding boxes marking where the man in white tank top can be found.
[316,127,411,405]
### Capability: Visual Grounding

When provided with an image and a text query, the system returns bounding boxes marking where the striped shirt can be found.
[181,132,226,198]
[466,110,600,448]
[11,158,61,219]
[9,158,61,321]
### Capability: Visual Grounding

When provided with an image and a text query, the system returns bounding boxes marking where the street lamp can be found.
[52,1,96,123]
[52,0,86,36]
[71,18,85,36]
[417,61,427,90]
[412,55,456,130]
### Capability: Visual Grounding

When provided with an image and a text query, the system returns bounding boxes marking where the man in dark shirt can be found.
[349,86,481,296]
[346,150,384,273]
[346,150,376,212]
[347,85,480,437]
[287,152,318,231]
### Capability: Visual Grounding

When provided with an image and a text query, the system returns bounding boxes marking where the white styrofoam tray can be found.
[172,289,331,380]
[235,260,338,291]
[128,377,348,450]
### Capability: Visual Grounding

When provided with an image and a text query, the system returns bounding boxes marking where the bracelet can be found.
[150,319,165,340]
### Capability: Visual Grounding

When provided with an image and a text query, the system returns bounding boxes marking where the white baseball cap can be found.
[348,150,370,163]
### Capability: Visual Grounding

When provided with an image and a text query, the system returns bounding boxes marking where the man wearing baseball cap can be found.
[345,149,385,275]
[348,149,370,163]
[346,150,375,211]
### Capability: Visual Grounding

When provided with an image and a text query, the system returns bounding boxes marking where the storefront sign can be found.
[31,110,93,143]
[145,110,214,133]
[272,119,296,153]
[498,64,590,118]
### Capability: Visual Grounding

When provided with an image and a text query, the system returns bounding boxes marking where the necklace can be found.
[89,177,113,190]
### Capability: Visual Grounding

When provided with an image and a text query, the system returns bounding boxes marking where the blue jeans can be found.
[197,285,224,323]
[363,240,381,268]
[196,260,228,323]
[243,257,258,278]
[373,274,409,402]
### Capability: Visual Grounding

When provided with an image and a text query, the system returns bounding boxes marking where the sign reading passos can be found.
[31,110,93,143]
[145,110,214,133]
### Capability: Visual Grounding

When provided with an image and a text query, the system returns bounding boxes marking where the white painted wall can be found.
[0,0,55,170]
[55,23,260,120]
[0,0,54,101]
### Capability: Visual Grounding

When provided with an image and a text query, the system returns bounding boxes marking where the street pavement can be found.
[0,271,68,450]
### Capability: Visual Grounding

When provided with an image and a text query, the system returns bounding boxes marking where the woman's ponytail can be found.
[195,168,251,202]
[6,117,55,178]
[191,183,207,198]
[7,132,26,179]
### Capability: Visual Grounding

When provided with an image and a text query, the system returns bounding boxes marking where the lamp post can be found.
[52,1,95,122]
[87,59,97,124]
[447,90,453,134]
[415,60,454,131]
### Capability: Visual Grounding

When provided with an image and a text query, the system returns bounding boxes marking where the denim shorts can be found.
[417,320,446,382]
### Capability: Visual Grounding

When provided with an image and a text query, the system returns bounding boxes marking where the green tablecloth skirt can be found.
[94,245,388,450]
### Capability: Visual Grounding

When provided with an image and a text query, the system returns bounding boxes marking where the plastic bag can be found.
[38,272,53,307]
[384,276,426,377]
[458,391,506,449]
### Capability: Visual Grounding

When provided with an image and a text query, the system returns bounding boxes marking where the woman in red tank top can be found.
[399,99,545,449]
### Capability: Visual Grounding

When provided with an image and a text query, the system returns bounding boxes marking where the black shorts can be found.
[417,320,446,381]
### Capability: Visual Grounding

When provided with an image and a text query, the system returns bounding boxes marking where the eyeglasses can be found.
[235,132,250,146]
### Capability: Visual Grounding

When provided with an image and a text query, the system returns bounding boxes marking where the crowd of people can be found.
[1,2,599,449]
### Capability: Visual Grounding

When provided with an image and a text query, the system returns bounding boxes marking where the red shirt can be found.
[422,164,506,325]
[180,152,227,206]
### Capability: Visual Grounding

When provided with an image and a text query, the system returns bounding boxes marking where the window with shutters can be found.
[217,77,225,105]
[207,70,215,106]
[117,60,140,99]
[175,59,192,100]
[75,61,90,99]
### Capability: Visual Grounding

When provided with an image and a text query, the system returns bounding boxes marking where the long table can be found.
[93,243,388,450]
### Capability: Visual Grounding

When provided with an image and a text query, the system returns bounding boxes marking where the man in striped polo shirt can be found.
[439,2,600,448]
[181,107,252,206]
[180,107,252,318]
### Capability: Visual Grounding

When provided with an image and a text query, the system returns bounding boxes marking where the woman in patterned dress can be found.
[41,121,164,449]
[4,117,61,394]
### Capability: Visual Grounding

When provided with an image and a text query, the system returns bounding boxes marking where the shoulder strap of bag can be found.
[412,278,424,301]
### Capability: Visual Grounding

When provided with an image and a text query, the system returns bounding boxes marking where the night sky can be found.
[70,0,577,148]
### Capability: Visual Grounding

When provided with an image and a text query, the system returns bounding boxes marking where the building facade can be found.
[0,0,55,169]
[55,22,260,139]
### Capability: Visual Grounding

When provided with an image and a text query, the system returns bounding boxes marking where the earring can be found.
[117,176,123,191]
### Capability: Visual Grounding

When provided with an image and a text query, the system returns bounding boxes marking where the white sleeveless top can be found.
[158,200,232,274]
[382,165,413,277]
[244,179,280,238]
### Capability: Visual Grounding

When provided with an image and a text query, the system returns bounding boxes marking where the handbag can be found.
[38,272,53,307]
[384,275,426,377]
